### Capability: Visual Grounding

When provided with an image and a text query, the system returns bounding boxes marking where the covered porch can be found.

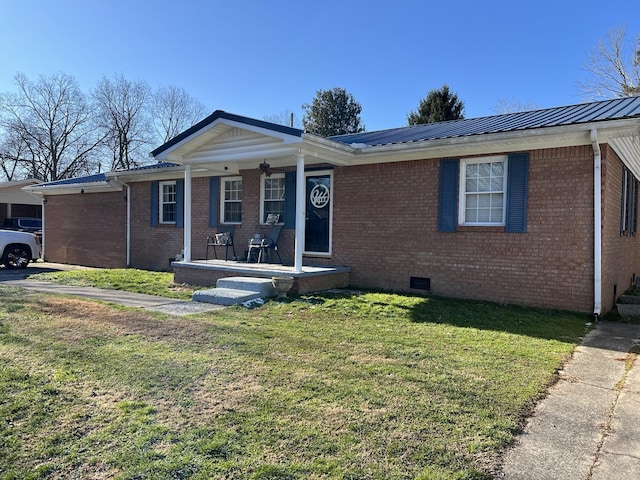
[172,259,351,295]
[148,111,358,292]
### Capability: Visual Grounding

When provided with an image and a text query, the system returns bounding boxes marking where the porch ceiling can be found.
[609,133,640,180]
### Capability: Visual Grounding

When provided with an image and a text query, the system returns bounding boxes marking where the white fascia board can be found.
[25,181,121,196]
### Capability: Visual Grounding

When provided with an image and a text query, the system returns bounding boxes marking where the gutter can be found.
[591,129,602,316]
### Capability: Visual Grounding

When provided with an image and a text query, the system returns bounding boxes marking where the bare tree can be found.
[263,109,303,129]
[580,26,640,99]
[493,98,541,114]
[93,74,153,171]
[0,72,102,182]
[0,128,27,180]
[152,85,207,143]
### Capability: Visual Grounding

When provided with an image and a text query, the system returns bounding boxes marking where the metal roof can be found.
[34,163,178,188]
[39,173,108,187]
[330,96,640,147]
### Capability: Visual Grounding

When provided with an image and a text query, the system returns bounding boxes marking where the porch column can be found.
[294,152,305,273]
[183,165,192,262]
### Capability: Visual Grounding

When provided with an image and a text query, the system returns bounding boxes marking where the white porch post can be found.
[183,165,192,262]
[294,152,305,273]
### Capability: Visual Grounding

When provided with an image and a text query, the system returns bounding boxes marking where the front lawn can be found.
[0,286,589,479]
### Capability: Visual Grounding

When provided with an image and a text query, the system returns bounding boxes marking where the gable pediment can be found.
[151,111,304,164]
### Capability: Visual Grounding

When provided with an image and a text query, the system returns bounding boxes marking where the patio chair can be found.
[206,226,236,261]
[248,223,283,264]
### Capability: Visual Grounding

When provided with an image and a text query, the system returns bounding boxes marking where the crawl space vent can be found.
[410,276,431,291]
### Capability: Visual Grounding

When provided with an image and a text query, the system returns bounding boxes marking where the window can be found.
[260,173,285,223]
[621,166,638,236]
[221,177,242,224]
[459,157,507,225]
[159,181,176,224]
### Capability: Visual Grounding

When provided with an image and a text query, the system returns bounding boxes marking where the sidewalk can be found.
[500,320,640,479]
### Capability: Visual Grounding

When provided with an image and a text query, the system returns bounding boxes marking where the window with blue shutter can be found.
[284,171,296,229]
[175,179,184,228]
[209,177,219,228]
[150,181,159,226]
[505,153,529,233]
[438,159,459,232]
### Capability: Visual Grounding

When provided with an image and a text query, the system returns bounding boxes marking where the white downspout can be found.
[591,129,602,316]
[183,165,192,262]
[294,152,305,273]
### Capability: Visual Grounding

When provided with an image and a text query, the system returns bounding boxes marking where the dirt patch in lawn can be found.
[34,296,211,344]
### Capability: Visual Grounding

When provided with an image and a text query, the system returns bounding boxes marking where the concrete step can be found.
[216,276,275,297]
[192,288,263,306]
[192,276,276,306]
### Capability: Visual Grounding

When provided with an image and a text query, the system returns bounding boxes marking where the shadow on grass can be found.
[306,290,591,343]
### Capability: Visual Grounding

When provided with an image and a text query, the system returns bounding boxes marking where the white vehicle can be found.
[0,229,41,269]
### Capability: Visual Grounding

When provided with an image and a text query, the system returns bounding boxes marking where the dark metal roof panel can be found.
[40,173,108,187]
[331,96,640,147]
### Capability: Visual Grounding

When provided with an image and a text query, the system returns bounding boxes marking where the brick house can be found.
[27,97,640,314]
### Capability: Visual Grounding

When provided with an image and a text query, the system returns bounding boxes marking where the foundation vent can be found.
[410,276,431,291]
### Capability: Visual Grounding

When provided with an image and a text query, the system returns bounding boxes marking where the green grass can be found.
[30,268,197,300]
[0,285,590,479]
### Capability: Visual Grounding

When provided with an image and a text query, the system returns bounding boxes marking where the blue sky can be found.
[1,0,638,132]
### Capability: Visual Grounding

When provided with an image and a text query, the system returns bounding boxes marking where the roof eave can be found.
[25,181,121,196]
[347,119,640,164]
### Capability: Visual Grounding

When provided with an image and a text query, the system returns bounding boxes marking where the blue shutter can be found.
[209,177,219,228]
[175,179,184,228]
[284,171,296,229]
[505,153,529,233]
[150,181,159,227]
[438,159,459,232]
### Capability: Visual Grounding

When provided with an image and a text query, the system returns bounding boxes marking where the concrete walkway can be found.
[500,321,640,479]
[0,263,224,316]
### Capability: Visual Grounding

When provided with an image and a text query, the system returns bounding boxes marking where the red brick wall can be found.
[330,146,596,312]
[601,145,640,312]
[43,143,622,313]
[190,170,296,264]
[43,192,127,268]
[129,181,183,271]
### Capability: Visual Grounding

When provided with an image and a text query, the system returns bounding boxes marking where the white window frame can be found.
[220,176,242,224]
[159,180,177,224]
[458,156,508,226]
[260,173,285,225]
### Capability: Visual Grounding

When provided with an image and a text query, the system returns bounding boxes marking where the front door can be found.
[305,171,332,254]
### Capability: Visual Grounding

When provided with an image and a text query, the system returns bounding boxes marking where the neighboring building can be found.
[27,97,640,314]
[0,179,42,224]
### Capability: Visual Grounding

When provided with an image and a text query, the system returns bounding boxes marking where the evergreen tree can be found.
[302,87,365,136]
[407,85,465,125]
